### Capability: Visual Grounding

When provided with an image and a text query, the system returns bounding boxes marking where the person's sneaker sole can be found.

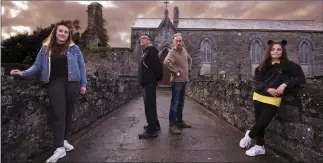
[177,125,191,128]
[246,151,265,157]
[46,153,66,163]
[138,134,158,139]
[143,126,160,131]
[169,129,181,135]
[65,147,74,152]
[60,153,66,158]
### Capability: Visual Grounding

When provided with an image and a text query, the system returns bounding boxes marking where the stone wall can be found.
[84,48,138,77]
[1,51,142,162]
[186,79,323,163]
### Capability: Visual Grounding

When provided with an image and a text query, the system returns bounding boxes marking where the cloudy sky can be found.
[2,1,323,47]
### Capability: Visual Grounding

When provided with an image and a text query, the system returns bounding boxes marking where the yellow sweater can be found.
[253,92,282,107]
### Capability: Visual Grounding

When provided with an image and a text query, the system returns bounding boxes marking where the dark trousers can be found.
[169,82,187,126]
[249,100,278,146]
[47,78,80,148]
[143,83,160,133]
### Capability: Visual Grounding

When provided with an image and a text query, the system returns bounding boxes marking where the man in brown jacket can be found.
[164,33,192,135]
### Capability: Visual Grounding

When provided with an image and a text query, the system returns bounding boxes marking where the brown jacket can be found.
[164,47,192,82]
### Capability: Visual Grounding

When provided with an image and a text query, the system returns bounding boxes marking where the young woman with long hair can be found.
[10,21,87,162]
[239,40,306,156]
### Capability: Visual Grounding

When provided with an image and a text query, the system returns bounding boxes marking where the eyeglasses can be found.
[140,37,150,40]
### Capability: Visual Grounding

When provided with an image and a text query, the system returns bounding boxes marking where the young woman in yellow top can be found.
[239,39,306,156]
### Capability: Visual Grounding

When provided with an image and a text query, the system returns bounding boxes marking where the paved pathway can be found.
[36,88,286,162]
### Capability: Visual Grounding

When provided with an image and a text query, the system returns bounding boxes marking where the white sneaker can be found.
[45,147,66,163]
[246,145,266,156]
[239,130,252,149]
[64,140,74,151]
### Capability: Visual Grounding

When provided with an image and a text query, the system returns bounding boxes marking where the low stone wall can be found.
[1,51,142,162]
[187,79,323,163]
[1,75,141,162]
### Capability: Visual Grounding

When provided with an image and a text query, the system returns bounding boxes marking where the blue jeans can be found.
[169,82,187,125]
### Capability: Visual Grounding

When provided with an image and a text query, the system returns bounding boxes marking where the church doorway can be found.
[159,48,171,87]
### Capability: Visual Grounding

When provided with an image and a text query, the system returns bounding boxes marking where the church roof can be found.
[131,18,323,31]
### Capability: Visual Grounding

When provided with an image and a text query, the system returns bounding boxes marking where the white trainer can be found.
[45,147,66,163]
[239,130,252,149]
[64,140,74,151]
[246,145,266,156]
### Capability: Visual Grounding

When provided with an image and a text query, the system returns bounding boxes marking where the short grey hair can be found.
[173,33,183,39]
[140,33,151,40]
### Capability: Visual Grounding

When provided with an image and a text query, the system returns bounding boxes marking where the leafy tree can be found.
[1,19,81,64]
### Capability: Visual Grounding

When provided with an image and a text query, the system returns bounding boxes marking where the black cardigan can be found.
[254,60,306,97]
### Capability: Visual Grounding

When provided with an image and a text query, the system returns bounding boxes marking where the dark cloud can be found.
[238,1,323,21]
[2,1,322,47]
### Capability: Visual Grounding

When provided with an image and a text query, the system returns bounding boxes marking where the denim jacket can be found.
[22,42,87,87]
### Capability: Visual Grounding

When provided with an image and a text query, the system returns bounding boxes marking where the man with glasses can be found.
[164,33,192,135]
[138,33,163,139]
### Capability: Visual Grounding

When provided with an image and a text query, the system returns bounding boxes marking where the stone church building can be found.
[131,6,323,86]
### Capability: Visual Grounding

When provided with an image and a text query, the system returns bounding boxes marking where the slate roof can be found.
[131,18,323,31]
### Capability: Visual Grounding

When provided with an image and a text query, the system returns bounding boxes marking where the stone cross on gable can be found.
[164,0,169,8]
[164,0,170,17]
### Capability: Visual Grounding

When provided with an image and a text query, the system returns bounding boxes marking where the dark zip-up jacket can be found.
[138,45,163,86]
[254,60,306,97]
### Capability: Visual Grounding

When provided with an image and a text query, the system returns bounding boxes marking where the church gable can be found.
[153,16,177,51]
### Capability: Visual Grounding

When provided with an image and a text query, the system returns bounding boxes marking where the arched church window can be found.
[200,38,213,63]
[250,39,265,76]
[300,41,310,64]
[251,39,264,64]
[299,40,313,77]
[199,38,214,76]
